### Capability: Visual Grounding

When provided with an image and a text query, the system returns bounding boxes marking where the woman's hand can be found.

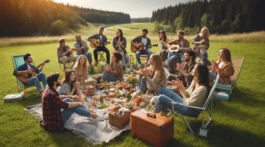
[176,63,183,71]
[141,68,149,78]
[72,95,79,102]
[104,66,111,72]
[172,80,185,90]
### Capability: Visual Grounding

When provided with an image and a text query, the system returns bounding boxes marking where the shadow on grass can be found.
[230,88,265,108]
[205,123,265,147]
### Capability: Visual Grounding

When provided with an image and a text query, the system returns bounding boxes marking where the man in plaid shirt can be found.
[40,73,107,131]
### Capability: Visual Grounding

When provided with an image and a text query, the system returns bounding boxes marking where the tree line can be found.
[0,0,131,37]
[131,17,150,23]
[151,0,265,34]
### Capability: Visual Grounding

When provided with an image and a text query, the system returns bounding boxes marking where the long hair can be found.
[194,64,209,87]
[219,48,232,63]
[62,69,76,86]
[115,29,124,42]
[200,27,210,38]
[112,51,123,64]
[159,30,167,41]
[73,55,88,74]
[151,54,166,81]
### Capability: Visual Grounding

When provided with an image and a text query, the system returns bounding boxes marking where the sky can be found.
[53,0,191,18]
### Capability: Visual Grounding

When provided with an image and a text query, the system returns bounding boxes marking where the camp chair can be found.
[216,57,244,95]
[57,54,75,71]
[98,51,107,63]
[11,55,35,91]
[169,75,220,137]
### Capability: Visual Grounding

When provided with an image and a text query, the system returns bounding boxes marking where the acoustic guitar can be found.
[17,60,50,84]
[161,41,190,53]
[131,42,158,53]
[90,38,110,48]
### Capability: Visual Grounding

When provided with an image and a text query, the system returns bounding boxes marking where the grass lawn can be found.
[0,37,265,146]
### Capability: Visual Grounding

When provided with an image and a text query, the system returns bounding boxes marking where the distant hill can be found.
[0,0,130,37]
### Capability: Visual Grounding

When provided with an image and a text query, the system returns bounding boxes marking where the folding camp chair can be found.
[169,75,220,137]
[11,55,35,91]
[98,51,107,63]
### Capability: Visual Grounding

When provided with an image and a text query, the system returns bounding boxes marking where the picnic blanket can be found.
[26,104,130,145]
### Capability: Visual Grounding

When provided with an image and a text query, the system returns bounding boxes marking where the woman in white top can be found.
[155,63,209,117]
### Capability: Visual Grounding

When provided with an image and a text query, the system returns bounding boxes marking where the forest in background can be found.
[0,0,130,37]
[151,0,265,34]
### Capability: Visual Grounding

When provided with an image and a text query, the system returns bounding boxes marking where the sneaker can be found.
[91,114,108,122]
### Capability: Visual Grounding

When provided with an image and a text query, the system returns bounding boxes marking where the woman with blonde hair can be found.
[133,54,167,95]
[192,27,211,65]
[73,55,96,90]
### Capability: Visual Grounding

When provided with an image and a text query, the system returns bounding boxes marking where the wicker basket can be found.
[108,107,138,129]
[109,112,130,129]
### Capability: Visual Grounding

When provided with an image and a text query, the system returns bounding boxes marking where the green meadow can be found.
[0,23,265,147]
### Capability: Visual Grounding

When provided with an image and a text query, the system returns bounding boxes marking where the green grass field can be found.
[0,23,265,147]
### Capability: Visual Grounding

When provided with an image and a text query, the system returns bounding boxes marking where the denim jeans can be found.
[102,71,118,82]
[209,71,217,81]
[139,76,147,93]
[155,87,200,117]
[118,51,129,67]
[166,52,184,68]
[26,72,47,92]
[61,98,91,123]
[136,50,152,64]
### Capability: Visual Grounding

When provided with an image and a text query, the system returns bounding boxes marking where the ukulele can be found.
[131,42,158,53]
[90,38,110,48]
[17,60,50,84]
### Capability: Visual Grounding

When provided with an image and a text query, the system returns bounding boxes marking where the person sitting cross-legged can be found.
[13,53,47,93]
[40,72,108,132]
[155,64,209,117]
[102,51,123,82]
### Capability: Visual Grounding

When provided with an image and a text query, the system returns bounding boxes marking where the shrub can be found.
[49,20,67,35]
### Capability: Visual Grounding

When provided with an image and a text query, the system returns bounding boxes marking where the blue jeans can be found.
[136,50,152,64]
[209,71,217,81]
[139,76,147,93]
[26,72,47,92]
[102,71,118,82]
[155,87,200,117]
[166,52,184,68]
[61,98,91,123]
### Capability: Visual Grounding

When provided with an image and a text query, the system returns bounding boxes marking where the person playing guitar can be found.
[13,53,48,93]
[163,30,190,73]
[74,35,92,65]
[87,26,110,66]
[131,29,153,67]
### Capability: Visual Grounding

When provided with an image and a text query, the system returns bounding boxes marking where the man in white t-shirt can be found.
[131,29,152,66]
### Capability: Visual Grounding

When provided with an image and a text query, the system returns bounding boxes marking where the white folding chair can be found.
[169,75,220,136]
